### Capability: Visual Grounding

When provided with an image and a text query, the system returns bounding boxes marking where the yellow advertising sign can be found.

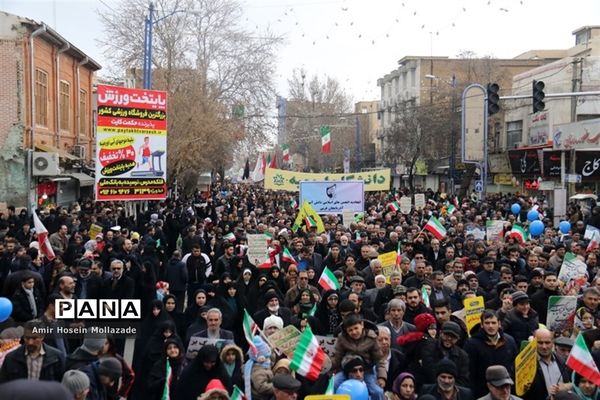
[494,174,513,186]
[515,338,538,396]
[264,168,391,192]
[378,251,398,283]
[464,296,485,336]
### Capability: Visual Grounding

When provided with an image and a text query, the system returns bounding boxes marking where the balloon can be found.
[511,203,521,215]
[527,210,540,222]
[559,221,571,234]
[529,220,545,237]
[336,379,369,400]
[0,297,12,323]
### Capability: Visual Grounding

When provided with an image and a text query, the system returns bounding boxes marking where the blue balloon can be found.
[0,297,12,323]
[559,221,571,234]
[527,210,540,222]
[529,220,545,237]
[336,379,369,400]
[511,203,521,215]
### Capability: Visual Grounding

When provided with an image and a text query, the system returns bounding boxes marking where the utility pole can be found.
[569,58,582,195]
[143,2,154,89]
[449,75,456,194]
[355,115,362,171]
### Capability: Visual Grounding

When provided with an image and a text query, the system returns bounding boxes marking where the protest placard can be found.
[546,296,577,333]
[400,197,412,214]
[266,325,302,358]
[89,224,103,239]
[185,336,230,359]
[464,296,485,336]
[465,224,486,240]
[515,338,538,396]
[585,225,600,240]
[558,252,589,284]
[342,209,355,228]
[315,335,337,359]
[414,194,426,210]
[485,220,505,241]
[378,251,398,283]
[247,234,268,264]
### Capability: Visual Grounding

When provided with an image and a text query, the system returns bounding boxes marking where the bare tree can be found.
[99,0,283,178]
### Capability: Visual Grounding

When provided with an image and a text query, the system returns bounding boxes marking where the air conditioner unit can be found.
[72,145,86,159]
[32,152,60,176]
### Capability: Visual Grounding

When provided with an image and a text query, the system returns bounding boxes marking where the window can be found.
[34,69,48,126]
[575,30,590,46]
[59,81,70,130]
[79,89,88,135]
[506,120,523,149]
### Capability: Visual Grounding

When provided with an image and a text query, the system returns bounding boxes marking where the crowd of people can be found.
[0,183,599,400]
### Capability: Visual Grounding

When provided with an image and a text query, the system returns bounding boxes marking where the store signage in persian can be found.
[264,168,390,192]
[553,118,600,150]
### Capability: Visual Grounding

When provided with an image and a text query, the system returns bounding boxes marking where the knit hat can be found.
[414,313,437,332]
[61,370,90,395]
[436,359,458,378]
[341,354,365,375]
[97,357,122,380]
[81,336,106,354]
[199,379,229,400]
[263,315,284,331]
[512,291,529,305]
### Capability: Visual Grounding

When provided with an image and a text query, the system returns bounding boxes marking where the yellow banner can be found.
[264,168,391,192]
[515,338,538,396]
[292,201,326,234]
[464,296,485,336]
[378,251,398,284]
[89,224,103,239]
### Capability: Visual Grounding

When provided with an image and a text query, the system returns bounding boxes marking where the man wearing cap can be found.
[61,369,90,400]
[502,291,539,345]
[477,257,501,296]
[65,335,107,370]
[522,328,571,400]
[478,365,522,400]
[74,259,103,300]
[419,358,473,400]
[271,374,301,400]
[554,336,574,360]
[80,357,123,400]
[421,321,470,387]
[529,272,559,324]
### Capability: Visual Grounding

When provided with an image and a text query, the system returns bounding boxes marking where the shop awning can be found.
[35,143,79,161]
[68,172,95,187]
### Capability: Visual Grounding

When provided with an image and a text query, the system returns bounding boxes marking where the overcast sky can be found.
[1,0,599,104]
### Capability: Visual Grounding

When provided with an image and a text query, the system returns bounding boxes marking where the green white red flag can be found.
[160,357,172,400]
[325,376,335,395]
[396,242,402,266]
[231,385,247,400]
[281,248,297,265]
[567,334,600,386]
[509,224,528,243]
[320,126,331,153]
[223,232,236,242]
[243,309,258,356]
[424,216,447,239]
[282,145,290,162]
[33,211,56,261]
[289,325,325,381]
[588,230,599,252]
[388,201,400,212]
[305,216,317,229]
[318,266,341,291]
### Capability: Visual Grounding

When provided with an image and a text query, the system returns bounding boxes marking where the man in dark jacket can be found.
[463,310,518,398]
[530,272,559,324]
[80,357,122,400]
[502,291,539,346]
[419,359,474,400]
[73,259,103,300]
[403,287,431,324]
[0,319,65,382]
[164,251,188,312]
[65,336,106,370]
[185,244,211,303]
[10,273,44,323]
[523,328,570,400]
[377,326,407,392]
[421,321,470,387]
[101,259,135,299]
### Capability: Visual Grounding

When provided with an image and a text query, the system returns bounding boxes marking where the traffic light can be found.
[487,83,500,115]
[532,80,545,113]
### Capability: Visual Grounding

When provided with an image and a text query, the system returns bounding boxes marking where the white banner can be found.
[299,181,364,214]
[553,118,600,150]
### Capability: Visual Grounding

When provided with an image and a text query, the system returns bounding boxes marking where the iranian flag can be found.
[320,126,331,153]
[264,232,273,242]
[282,144,290,162]
[567,334,600,386]
[223,232,236,242]
[243,309,258,356]
[447,204,456,214]
[396,242,402,266]
[588,230,599,252]
[33,211,55,261]
[424,216,447,240]
[509,224,528,243]
[231,385,247,400]
[257,258,273,269]
[318,266,341,291]
[281,248,297,265]
[290,199,298,209]
[269,153,277,169]
[388,201,400,212]
[325,376,335,395]
[161,358,172,400]
[289,325,326,381]
[305,216,317,229]
[421,286,430,307]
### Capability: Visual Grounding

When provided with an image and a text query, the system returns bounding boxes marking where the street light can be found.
[425,74,457,194]
[143,3,198,89]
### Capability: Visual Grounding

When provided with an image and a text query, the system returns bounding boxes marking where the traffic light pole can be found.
[499,90,600,100]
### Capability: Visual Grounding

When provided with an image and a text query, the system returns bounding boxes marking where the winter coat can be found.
[174,345,231,400]
[80,360,118,400]
[65,347,98,370]
[164,257,188,292]
[220,344,244,390]
[251,363,273,400]
[10,286,43,322]
[420,340,471,387]
[419,383,474,400]
[0,343,65,383]
[502,309,539,345]
[333,328,387,381]
[463,329,518,398]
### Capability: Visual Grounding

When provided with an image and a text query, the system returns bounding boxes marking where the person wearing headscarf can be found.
[163,294,187,338]
[220,344,245,390]
[175,345,231,400]
[148,338,186,400]
[389,372,417,400]
[314,290,341,335]
[184,288,209,327]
